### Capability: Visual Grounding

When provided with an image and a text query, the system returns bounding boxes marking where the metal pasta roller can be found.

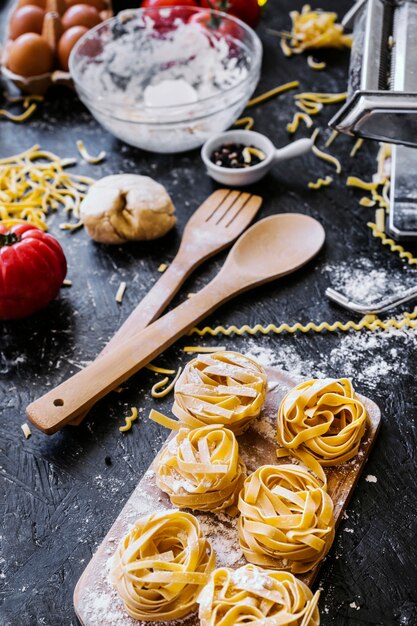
[329,0,417,240]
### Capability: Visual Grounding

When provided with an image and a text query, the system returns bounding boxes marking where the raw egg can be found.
[9,5,45,39]
[65,0,106,10]
[61,4,101,29]
[58,24,88,70]
[7,32,54,76]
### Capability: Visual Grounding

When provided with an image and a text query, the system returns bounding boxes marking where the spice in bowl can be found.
[211,143,266,169]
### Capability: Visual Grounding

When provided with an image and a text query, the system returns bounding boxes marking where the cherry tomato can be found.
[0,224,67,320]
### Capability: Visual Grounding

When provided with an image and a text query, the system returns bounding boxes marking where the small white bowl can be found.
[201,129,313,186]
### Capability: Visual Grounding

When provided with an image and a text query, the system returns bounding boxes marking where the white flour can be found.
[323,257,416,305]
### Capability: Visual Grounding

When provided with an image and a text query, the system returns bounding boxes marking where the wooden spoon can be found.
[69,189,262,425]
[26,213,325,434]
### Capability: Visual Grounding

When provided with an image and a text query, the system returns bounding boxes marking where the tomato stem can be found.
[0,232,21,247]
[204,0,228,28]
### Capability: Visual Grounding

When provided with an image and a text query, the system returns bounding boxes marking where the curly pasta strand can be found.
[368,222,417,265]
[119,407,139,432]
[189,312,417,337]
[233,116,255,130]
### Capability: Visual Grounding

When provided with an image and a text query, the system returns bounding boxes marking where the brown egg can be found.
[65,0,106,11]
[61,4,101,29]
[9,5,45,39]
[17,0,47,8]
[7,32,54,76]
[58,25,88,70]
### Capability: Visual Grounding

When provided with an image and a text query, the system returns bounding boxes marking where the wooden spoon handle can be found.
[26,272,238,434]
[68,247,207,426]
[101,251,194,357]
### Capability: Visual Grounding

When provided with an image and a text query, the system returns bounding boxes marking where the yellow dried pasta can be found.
[172,351,267,435]
[247,81,299,107]
[112,510,215,621]
[188,308,417,337]
[286,112,314,133]
[238,464,335,573]
[281,5,352,57]
[308,175,333,189]
[368,222,417,265]
[154,425,246,513]
[277,378,368,467]
[0,144,94,230]
[198,564,320,626]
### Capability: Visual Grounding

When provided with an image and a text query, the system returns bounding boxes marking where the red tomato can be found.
[143,1,261,28]
[141,0,198,6]
[188,9,242,39]
[217,0,261,28]
[0,224,67,320]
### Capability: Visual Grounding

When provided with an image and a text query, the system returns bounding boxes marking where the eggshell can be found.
[61,4,101,29]
[7,32,54,76]
[17,0,47,8]
[58,24,88,70]
[9,5,45,39]
[65,0,106,10]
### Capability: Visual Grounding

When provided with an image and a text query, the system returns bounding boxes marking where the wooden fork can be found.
[70,189,262,425]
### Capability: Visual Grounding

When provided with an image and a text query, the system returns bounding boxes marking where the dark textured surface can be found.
[1,1,417,625]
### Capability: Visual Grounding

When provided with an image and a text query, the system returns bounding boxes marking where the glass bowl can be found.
[69,7,262,153]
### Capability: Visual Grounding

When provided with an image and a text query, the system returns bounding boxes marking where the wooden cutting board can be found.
[74,367,381,626]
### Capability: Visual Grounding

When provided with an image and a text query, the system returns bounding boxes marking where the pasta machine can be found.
[329,0,417,239]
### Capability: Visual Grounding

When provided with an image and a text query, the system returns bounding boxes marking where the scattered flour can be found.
[349,601,361,610]
[244,322,416,390]
[365,474,378,483]
[323,258,416,305]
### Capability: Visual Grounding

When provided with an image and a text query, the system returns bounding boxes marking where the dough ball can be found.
[80,174,176,244]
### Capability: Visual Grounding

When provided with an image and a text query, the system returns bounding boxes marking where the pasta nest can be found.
[172,351,267,435]
[155,425,246,513]
[111,510,215,621]
[277,378,368,466]
[238,464,335,574]
[198,564,320,626]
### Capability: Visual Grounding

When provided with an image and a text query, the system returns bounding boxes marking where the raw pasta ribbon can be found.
[238,464,335,573]
[198,564,320,626]
[111,510,215,621]
[277,378,368,466]
[172,351,267,435]
[155,425,246,513]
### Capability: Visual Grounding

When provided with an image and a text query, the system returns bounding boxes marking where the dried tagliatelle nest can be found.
[79,174,176,244]
[154,425,246,513]
[238,464,335,573]
[172,351,268,435]
[111,509,215,621]
[277,378,368,467]
[198,564,320,626]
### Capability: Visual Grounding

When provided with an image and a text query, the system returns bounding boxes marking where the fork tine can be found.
[206,190,241,222]
[195,189,232,221]
[216,192,251,225]
[224,194,263,231]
